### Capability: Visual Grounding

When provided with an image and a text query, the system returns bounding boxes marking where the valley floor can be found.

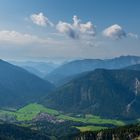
[0,103,139,140]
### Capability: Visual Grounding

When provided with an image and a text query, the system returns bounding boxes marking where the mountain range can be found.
[1,56,140,119]
[45,56,140,86]
[1,56,140,139]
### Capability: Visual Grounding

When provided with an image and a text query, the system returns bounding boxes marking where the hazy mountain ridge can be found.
[45,56,140,85]
[10,61,59,78]
[125,64,140,71]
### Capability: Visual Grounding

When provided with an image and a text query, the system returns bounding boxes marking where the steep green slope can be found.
[0,59,54,108]
[43,69,140,119]
[15,103,59,121]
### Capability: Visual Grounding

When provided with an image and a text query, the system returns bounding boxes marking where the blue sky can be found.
[0,0,139,61]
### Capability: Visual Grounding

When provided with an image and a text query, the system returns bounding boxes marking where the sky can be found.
[0,0,140,61]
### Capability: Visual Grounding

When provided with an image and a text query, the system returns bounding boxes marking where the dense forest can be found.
[1,122,140,140]
[0,123,50,140]
[70,124,140,140]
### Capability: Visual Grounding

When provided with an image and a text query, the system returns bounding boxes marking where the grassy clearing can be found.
[58,114,125,126]
[76,125,108,132]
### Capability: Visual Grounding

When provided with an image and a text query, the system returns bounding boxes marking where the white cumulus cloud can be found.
[56,21,79,39]
[56,15,96,39]
[103,24,126,40]
[30,12,53,27]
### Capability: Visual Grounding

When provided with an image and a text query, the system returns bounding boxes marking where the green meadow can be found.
[0,103,125,132]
